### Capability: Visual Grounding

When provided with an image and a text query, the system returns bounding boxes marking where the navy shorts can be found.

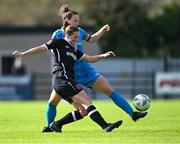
[52,75,83,103]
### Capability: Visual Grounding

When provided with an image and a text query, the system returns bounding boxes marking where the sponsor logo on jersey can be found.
[65,46,70,49]
[66,52,77,60]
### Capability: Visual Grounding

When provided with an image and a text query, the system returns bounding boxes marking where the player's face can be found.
[68,15,79,26]
[70,31,79,43]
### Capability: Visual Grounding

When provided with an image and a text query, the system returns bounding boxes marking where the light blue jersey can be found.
[52,27,100,88]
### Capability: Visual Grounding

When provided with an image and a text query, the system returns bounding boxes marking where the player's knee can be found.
[49,101,58,106]
[48,97,60,106]
[48,90,61,106]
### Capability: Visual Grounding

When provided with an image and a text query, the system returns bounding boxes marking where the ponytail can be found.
[63,21,70,30]
[57,4,79,28]
[58,4,70,16]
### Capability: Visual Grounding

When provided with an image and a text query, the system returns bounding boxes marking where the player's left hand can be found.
[102,51,115,58]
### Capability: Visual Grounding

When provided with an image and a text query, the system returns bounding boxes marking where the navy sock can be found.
[109,91,134,117]
[46,103,57,127]
[56,111,83,126]
[87,105,108,129]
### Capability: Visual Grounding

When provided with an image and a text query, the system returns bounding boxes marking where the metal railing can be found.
[32,72,154,100]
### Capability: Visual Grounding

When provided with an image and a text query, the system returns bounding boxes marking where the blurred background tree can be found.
[82,0,180,58]
[0,0,180,57]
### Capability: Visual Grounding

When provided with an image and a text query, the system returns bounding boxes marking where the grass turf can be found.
[0,100,180,144]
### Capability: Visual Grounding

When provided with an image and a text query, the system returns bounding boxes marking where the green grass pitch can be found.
[0,100,180,144]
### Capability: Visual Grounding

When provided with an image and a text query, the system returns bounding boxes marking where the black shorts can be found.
[52,75,83,103]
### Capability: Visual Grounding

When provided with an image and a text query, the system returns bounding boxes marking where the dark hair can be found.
[58,4,79,29]
[58,4,70,18]
[65,25,79,36]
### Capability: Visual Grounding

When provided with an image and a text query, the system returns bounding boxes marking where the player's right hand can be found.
[12,51,22,57]
[103,24,110,32]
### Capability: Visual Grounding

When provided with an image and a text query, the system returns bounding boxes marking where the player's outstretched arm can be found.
[12,45,47,57]
[89,24,110,43]
[82,51,115,63]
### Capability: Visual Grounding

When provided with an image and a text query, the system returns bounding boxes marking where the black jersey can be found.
[45,39,84,80]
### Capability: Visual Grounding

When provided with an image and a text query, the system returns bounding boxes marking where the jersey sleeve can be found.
[76,50,85,60]
[45,39,58,50]
[51,29,65,40]
[80,28,91,41]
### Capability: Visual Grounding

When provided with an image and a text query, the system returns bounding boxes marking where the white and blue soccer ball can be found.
[133,94,151,111]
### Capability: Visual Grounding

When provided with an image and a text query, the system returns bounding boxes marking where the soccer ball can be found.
[133,94,151,111]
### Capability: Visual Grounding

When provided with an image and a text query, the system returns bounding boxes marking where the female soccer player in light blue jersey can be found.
[43,4,147,132]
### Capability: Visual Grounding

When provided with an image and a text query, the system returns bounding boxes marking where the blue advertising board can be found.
[0,75,32,100]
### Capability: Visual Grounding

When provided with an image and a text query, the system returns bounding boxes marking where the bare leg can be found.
[92,75,134,117]
[71,90,109,129]
[51,90,122,132]
[92,75,113,95]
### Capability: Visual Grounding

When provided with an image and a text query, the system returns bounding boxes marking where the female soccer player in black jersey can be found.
[12,25,122,132]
